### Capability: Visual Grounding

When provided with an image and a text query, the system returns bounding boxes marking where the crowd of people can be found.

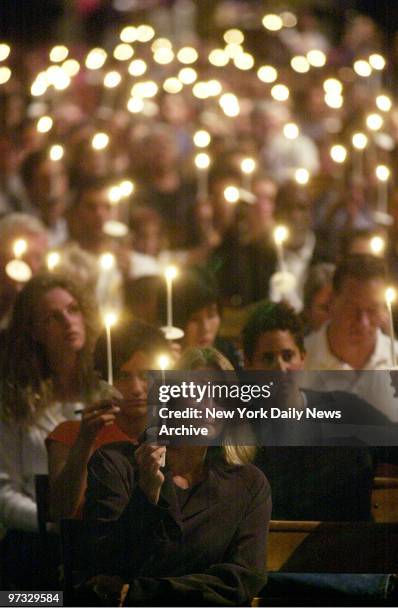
[0,0,398,604]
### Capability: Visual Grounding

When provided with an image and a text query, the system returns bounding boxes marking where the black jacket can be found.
[83,443,271,606]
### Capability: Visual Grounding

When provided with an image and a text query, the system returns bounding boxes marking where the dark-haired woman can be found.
[0,272,108,586]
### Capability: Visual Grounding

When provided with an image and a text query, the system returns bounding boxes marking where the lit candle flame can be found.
[273,225,289,245]
[13,239,27,259]
[47,251,60,271]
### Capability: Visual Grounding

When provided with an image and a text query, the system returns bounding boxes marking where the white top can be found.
[0,404,68,532]
[261,133,320,184]
[304,324,398,421]
[270,231,315,311]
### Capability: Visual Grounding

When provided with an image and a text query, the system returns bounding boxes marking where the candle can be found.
[224,186,256,205]
[164,265,178,329]
[119,179,134,228]
[224,186,240,204]
[158,354,170,386]
[5,238,32,283]
[385,287,397,367]
[157,353,170,466]
[92,132,109,150]
[193,130,211,148]
[240,157,256,191]
[97,252,116,310]
[369,235,385,257]
[352,133,368,184]
[375,165,390,214]
[47,251,60,271]
[103,311,118,385]
[161,266,184,341]
[195,153,210,200]
[330,145,347,181]
[294,168,310,185]
[273,225,289,272]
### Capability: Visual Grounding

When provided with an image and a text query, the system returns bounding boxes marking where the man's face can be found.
[76,188,115,239]
[252,179,276,224]
[245,330,305,372]
[329,277,385,345]
[245,329,305,406]
[278,192,313,249]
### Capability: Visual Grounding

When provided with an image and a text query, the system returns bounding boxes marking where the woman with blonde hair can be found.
[81,346,271,606]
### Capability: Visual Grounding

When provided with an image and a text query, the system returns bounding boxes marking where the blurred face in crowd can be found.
[33,287,86,360]
[307,283,333,331]
[245,329,305,406]
[211,178,239,233]
[75,187,114,241]
[251,178,276,227]
[245,329,305,372]
[144,132,178,174]
[27,159,69,227]
[184,303,221,348]
[134,221,162,257]
[114,350,152,420]
[329,276,385,346]
[279,190,313,249]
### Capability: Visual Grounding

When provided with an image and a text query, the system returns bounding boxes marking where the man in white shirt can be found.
[305,254,398,421]
[67,179,160,310]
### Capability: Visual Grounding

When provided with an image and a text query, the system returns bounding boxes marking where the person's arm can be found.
[84,448,271,606]
[47,401,119,520]
[124,472,271,606]
[0,420,37,531]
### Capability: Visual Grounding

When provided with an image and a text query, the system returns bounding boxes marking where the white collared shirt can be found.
[303,324,398,421]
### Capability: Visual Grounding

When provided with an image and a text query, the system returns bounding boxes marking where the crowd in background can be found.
[1,0,398,599]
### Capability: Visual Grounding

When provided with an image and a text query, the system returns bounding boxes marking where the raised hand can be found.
[134,443,166,504]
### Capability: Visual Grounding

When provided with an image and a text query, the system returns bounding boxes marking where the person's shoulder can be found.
[90,441,137,471]
[46,420,81,446]
[324,390,390,424]
[377,329,398,351]
[221,461,270,496]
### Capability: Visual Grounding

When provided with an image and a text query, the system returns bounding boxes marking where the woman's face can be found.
[34,288,86,357]
[184,304,221,348]
[114,350,150,419]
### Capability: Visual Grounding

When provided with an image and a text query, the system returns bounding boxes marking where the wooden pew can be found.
[371,476,398,522]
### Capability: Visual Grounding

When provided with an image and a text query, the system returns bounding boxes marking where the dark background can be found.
[0,1,396,44]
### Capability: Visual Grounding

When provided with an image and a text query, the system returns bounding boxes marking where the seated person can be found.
[304,255,398,421]
[46,320,170,520]
[242,301,391,520]
[158,267,243,369]
[80,347,271,606]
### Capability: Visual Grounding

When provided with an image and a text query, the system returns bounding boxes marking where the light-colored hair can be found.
[175,347,256,466]
[303,263,335,311]
[0,213,48,246]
